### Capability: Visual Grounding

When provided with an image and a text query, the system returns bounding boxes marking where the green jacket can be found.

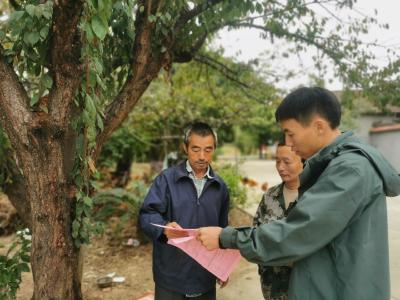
[220,131,400,300]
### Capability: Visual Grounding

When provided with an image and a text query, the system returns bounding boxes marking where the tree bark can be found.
[2,154,31,228]
[25,130,82,300]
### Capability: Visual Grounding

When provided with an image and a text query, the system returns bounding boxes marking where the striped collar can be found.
[185,160,213,179]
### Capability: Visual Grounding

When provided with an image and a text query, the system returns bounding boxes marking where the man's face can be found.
[280,118,320,160]
[275,145,303,184]
[185,133,215,177]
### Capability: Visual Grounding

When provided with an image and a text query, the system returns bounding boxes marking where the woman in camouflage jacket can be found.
[253,143,303,300]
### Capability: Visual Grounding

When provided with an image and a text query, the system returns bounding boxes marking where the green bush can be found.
[92,179,149,239]
[0,229,31,300]
[233,127,259,155]
[216,164,247,208]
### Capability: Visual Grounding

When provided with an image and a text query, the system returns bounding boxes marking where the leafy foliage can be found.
[99,53,280,166]
[98,125,153,168]
[2,1,53,109]
[91,179,149,239]
[0,229,31,300]
[216,164,247,207]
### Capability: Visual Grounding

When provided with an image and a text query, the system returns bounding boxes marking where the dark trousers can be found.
[155,284,216,300]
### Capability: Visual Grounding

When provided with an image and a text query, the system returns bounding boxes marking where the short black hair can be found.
[275,87,341,129]
[184,122,217,147]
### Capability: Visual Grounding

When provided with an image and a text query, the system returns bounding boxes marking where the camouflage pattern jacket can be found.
[253,183,292,300]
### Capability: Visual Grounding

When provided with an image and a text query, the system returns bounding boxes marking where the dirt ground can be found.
[1,207,253,300]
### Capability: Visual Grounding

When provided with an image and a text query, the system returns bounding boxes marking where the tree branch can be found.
[193,53,250,89]
[174,0,224,34]
[194,53,271,104]
[94,2,164,157]
[48,0,85,127]
[172,33,208,63]
[225,22,344,65]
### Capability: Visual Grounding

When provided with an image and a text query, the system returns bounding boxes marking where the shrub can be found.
[92,180,149,241]
[0,229,31,300]
[216,164,247,208]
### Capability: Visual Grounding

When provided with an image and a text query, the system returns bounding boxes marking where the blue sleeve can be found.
[139,173,169,241]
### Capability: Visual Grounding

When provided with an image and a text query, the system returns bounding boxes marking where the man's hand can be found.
[164,222,188,239]
[197,227,222,250]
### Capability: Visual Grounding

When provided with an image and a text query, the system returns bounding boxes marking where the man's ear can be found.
[182,143,188,154]
[313,117,327,135]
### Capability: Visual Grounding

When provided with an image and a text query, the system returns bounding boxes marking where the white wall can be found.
[370,131,400,173]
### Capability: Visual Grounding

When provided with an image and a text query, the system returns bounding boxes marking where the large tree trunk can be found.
[25,134,82,299]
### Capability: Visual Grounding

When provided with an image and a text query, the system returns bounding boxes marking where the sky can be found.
[213,0,400,92]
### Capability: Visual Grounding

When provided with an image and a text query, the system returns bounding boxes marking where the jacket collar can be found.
[308,130,354,164]
[185,160,213,179]
[299,131,355,194]
[174,161,222,185]
[317,130,355,159]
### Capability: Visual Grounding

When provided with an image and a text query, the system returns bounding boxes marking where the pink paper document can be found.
[150,223,197,236]
[151,223,241,281]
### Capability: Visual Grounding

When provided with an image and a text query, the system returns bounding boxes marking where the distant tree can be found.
[0,0,390,298]
[98,52,279,175]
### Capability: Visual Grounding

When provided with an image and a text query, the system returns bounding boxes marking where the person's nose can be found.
[199,150,206,160]
[285,136,293,147]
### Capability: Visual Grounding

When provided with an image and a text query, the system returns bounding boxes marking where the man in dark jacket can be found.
[198,87,400,300]
[139,122,230,300]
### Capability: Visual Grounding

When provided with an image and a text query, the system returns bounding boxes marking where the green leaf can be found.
[255,3,263,14]
[18,263,30,273]
[96,114,104,131]
[91,15,108,40]
[97,0,104,10]
[83,205,91,217]
[42,73,53,89]
[72,220,81,238]
[40,26,49,39]
[20,254,30,263]
[83,196,93,207]
[88,69,97,88]
[30,95,39,107]
[85,94,97,117]
[10,11,25,21]
[96,74,106,90]
[74,239,81,248]
[84,22,95,42]
[76,205,83,218]
[42,4,53,19]
[148,15,157,23]
[23,31,40,45]
[34,6,43,18]
[40,106,49,114]
[25,5,35,17]
[93,57,103,74]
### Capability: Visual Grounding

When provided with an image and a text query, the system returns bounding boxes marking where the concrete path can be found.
[218,158,400,300]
